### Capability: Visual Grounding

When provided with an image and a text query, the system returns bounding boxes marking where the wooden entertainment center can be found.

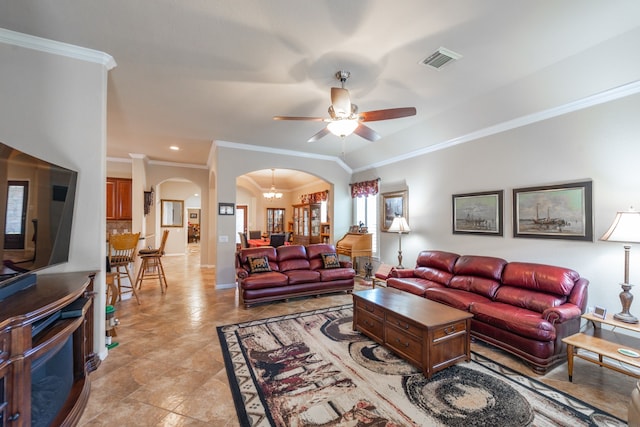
[0,271,98,426]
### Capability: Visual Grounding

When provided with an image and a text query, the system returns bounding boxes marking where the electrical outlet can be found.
[219,235,228,243]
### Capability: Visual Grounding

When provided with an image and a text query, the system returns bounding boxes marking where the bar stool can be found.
[135,229,169,294]
[108,232,141,304]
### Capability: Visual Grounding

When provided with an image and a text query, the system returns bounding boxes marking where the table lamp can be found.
[600,208,640,323]
[388,216,410,268]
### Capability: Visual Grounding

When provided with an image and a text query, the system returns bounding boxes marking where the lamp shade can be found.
[600,209,640,243]
[327,119,358,137]
[388,216,411,233]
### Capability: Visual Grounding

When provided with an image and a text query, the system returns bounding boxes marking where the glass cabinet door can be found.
[310,204,321,238]
[267,208,285,234]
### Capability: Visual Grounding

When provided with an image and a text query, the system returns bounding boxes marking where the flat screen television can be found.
[0,141,77,299]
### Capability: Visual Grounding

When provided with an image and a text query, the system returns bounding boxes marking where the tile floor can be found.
[79,244,636,425]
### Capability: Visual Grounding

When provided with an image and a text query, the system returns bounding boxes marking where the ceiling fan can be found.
[273,71,417,142]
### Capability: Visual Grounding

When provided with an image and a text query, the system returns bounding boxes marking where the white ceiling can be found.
[2,1,640,189]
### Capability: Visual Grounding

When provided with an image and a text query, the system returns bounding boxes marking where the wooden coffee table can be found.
[353,287,473,378]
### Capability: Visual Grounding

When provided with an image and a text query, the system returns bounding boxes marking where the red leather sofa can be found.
[236,244,356,308]
[386,250,589,373]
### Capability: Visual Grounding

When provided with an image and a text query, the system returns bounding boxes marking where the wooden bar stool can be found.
[108,232,141,304]
[135,230,169,294]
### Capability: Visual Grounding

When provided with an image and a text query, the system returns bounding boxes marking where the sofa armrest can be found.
[340,260,353,269]
[236,267,249,279]
[391,268,415,278]
[543,304,582,324]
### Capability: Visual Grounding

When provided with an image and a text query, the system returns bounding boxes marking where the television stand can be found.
[0,271,98,426]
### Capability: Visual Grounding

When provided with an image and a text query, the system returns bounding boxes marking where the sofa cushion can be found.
[277,245,310,272]
[415,250,459,272]
[413,267,454,286]
[386,278,435,297]
[425,287,492,311]
[241,271,289,290]
[285,269,321,285]
[321,252,341,269]
[471,301,556,341]
[453,255,507,281]
[318,267,355,282]
[448,276,501,299]
[239,247,279,272]
[494,286,567,313]
[307,243,340,270]
[502,262,579,296]
[248,256,272,273]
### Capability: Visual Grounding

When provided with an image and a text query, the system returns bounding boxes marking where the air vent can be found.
[420,47,462,70]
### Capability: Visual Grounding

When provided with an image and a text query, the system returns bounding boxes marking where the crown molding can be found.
[354,79,640,173]
[0,28,116,70]
[214,140,352,174]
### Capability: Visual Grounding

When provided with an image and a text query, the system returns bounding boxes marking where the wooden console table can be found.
[353,287,472,378]
[563,312,640,382]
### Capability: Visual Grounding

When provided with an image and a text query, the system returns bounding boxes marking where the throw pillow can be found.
[248,256,271,274]
[321,253,341,269]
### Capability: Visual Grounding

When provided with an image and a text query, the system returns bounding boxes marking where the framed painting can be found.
[513,180,593,241]
[452,190,503,236]
[218,202,235,216]
[381,190,408,232]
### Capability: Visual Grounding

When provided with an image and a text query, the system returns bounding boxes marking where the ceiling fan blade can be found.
[353,123,381,142]
[273,116,325,121]
[307,126,331,143]
[330,87,351,117]
[359,107,416,122]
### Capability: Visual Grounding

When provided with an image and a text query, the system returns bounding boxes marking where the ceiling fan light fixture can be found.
[327,119,359,137]
[263,168,283,201]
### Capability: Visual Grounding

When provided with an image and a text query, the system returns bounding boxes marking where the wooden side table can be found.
[563,312,640,381]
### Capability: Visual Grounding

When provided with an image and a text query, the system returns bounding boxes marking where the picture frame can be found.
[513,180,593,241]
[452,190,504,236]
[189,213,197,219]
[593,306,607,320]
[218,202,235,216]
[381,190,408,232]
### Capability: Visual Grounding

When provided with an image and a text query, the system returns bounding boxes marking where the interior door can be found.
[4,181,28,250]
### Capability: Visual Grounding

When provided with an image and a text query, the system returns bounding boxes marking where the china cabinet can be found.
[292,203,321,245]
[266,208,285,234]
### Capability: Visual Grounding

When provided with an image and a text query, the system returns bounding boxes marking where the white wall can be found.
[0,30,113,357]
[354,92,640,316]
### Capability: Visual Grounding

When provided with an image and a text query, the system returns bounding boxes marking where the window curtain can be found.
[350,179,379,198]
[300,190,328,204]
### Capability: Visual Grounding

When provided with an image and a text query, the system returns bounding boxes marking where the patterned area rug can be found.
[217,304,625,427]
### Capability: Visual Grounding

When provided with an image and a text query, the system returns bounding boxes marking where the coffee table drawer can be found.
[386,326,422,364]
[354,298,385,319]
[356,308,384,342]
[386,312,422,338]
[432,320,468,342]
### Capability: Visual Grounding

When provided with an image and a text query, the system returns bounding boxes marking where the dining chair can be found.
[135,229,169,294]
[238,232,249,248]
[269,233,286,247]
[249,230,262,240]
[108,232,141,304]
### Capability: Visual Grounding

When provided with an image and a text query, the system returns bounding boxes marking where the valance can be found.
[300,190,328,204]
[350,179,379,198]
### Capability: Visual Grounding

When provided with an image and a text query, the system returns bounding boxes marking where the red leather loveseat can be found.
[386,250,589,373]
[236,243,356,308]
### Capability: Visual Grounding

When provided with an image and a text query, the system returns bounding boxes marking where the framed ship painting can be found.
[513,180,593,241]
[452,190,503,236]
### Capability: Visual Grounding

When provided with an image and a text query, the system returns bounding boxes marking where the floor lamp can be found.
[388,216,410,269]
[600,208,640,324]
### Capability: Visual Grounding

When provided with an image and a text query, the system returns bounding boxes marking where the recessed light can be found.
[170,146,180,151]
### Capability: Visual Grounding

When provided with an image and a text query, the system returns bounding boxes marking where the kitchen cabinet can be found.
[106,178,132,220]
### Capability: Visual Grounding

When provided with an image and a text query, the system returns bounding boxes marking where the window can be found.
[355,194,378,254]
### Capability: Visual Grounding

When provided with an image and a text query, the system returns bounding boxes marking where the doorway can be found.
[236,205,248,248]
